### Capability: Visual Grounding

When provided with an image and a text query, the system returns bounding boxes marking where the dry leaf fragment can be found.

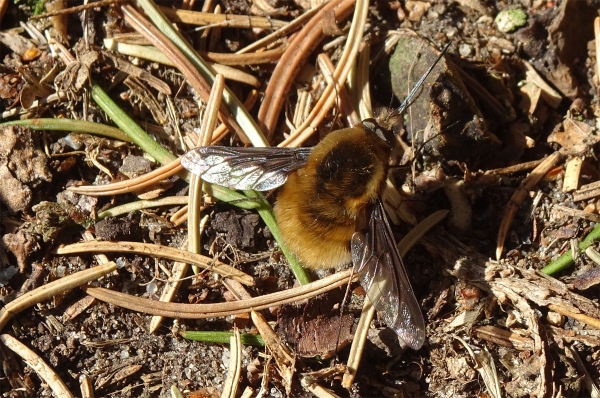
[18,66,53,109]
[0,30,37,57]
[54,49,98,94]
[522,60,562,108]
[320,9,345,36]
[46,0,68,44]
[548,119,600,155]
[571,266,600,291]
[519,82,541,114]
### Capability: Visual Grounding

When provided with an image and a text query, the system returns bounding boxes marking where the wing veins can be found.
[351,199,426,350]
[181,146,312,191]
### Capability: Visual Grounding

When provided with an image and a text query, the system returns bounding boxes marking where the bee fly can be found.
[181,44,450,350]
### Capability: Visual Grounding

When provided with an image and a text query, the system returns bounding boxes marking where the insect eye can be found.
[362,118,396,149]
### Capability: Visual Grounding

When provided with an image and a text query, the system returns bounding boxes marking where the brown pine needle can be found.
[54,241,254,286]
[83,270,352,318]
[67,158,184,196]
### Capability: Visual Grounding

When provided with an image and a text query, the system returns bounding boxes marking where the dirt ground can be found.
[1,0,600,397]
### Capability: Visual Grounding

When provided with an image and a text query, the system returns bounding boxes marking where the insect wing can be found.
[181,146,312,191]
[351,199,426,350]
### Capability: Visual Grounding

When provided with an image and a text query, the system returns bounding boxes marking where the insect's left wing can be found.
[351,198,426,350]
[181,146,312,191]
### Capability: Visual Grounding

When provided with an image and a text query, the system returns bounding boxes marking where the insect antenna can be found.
[395,42,451,116]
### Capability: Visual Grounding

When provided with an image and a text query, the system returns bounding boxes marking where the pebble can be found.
[459,43,473,57]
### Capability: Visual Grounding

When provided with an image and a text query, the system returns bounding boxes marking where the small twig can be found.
[169,205,190,226]
[548,304,600,329]
[170,385,185,398]
[29,0,125,19]
[300,376,342,398]
[485,159,544,176]
[563,156,583,193]
[584,246,600,267]
[443,178,472,235]
[472,325,534,351]
[573,180,600,202]
[552,204,600,223]
[79,374,93,398]
[159,6,287,29]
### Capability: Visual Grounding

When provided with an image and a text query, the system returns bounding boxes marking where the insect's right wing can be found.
[351,198,426,350]
[181,146,312,191]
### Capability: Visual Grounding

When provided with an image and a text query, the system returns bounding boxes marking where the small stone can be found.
[546,311,565,326]
[459,43,473,57]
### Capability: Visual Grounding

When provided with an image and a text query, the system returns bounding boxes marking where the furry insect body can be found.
[274,121,393,270]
